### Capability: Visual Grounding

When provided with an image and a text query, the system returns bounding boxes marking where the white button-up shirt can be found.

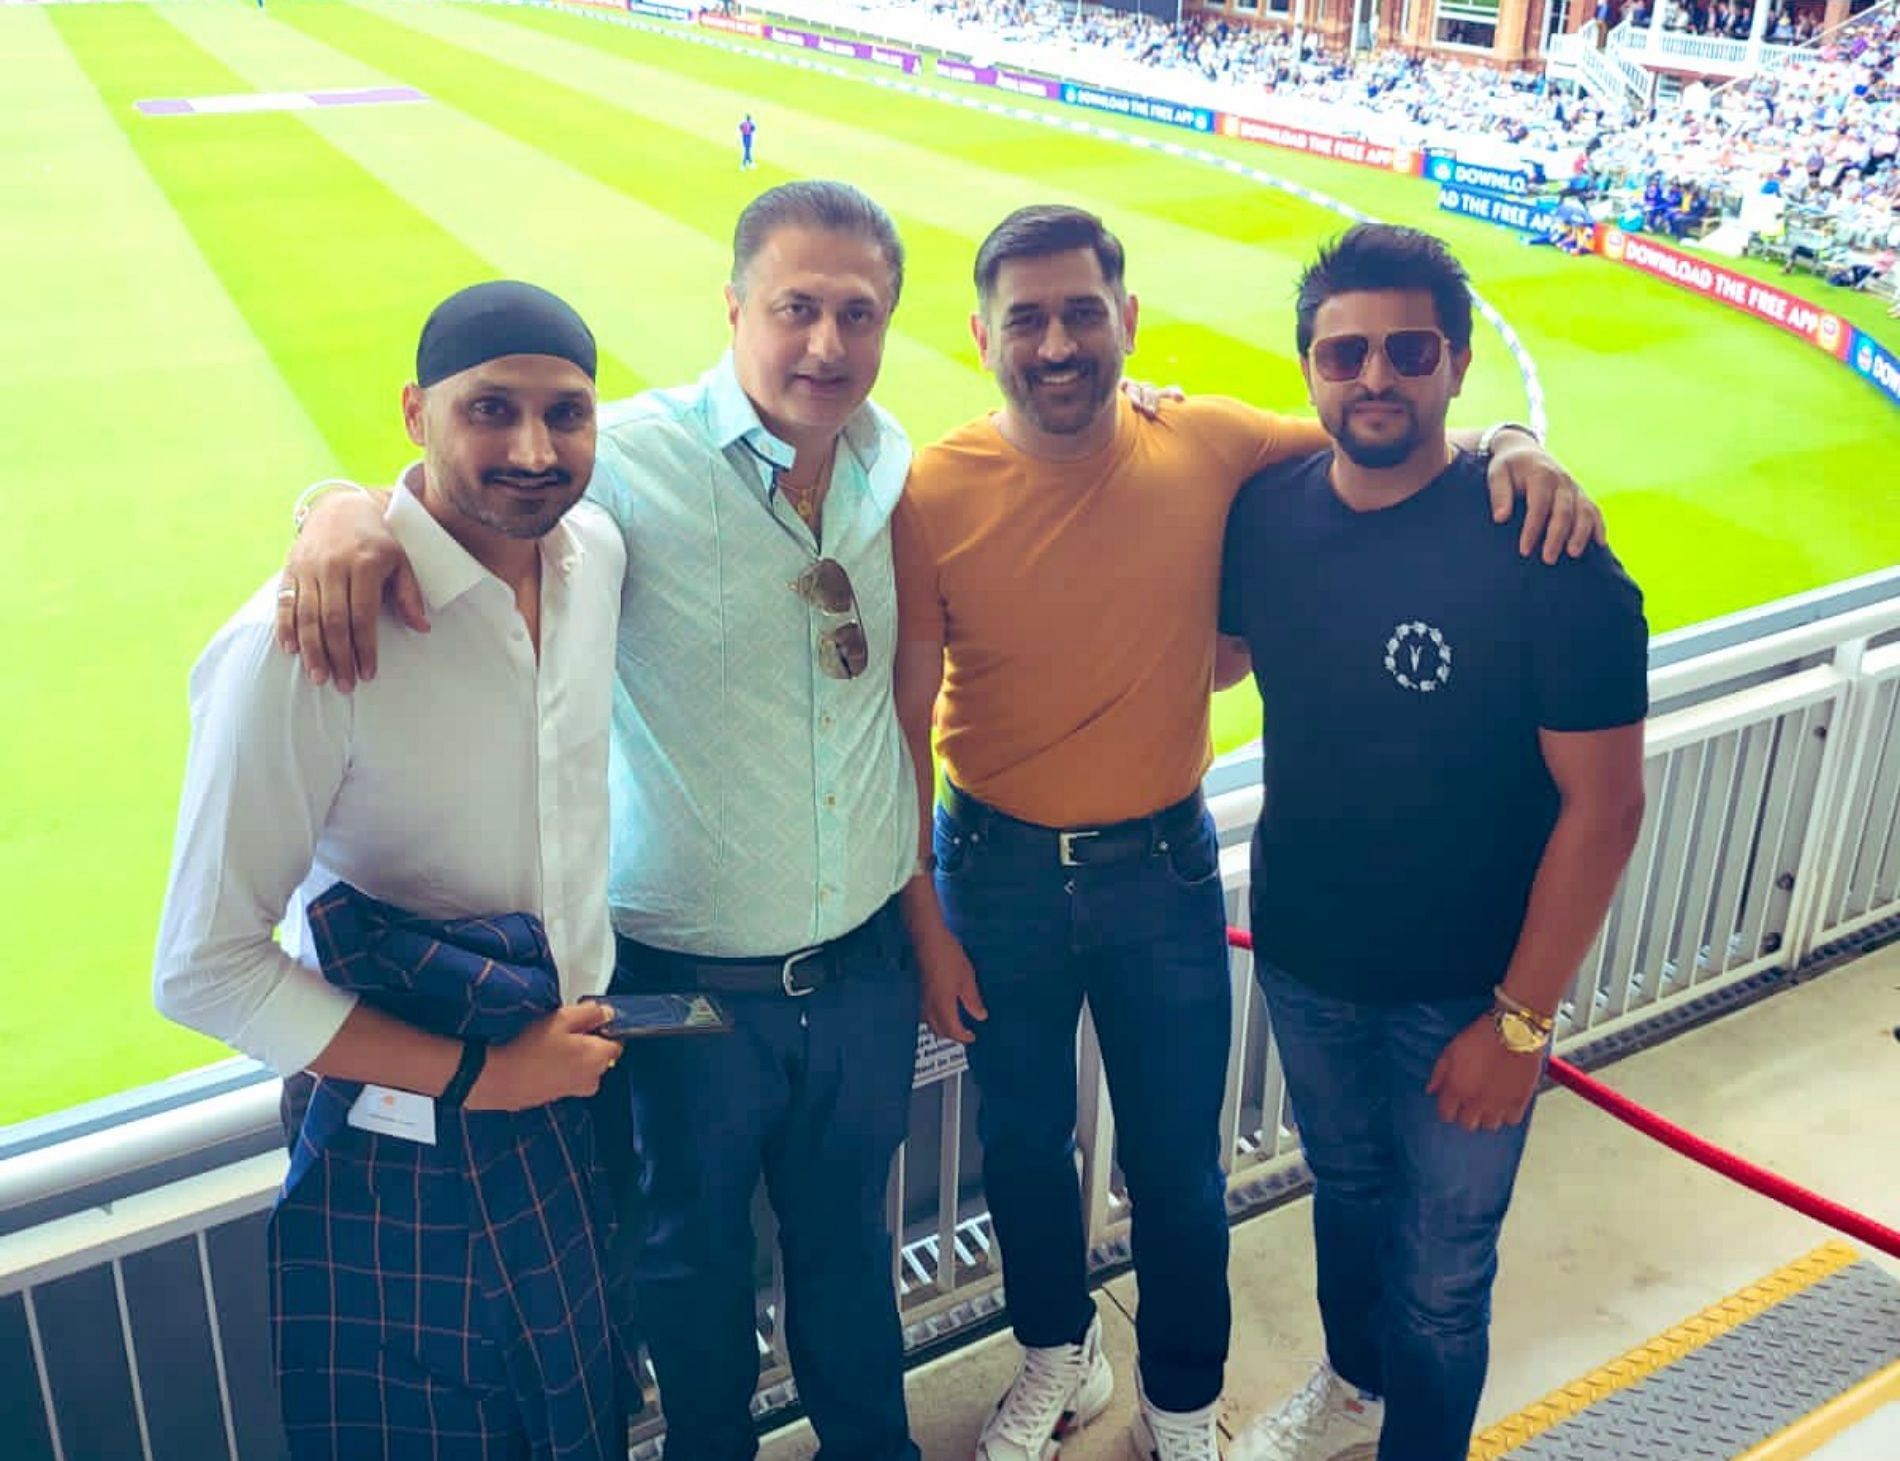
[153,478,624,1074]
[588,354,918,957]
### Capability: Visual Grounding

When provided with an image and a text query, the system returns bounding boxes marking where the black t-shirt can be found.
[1219,449,1649,1004]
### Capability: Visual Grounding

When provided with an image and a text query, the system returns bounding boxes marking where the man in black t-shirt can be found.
[1221,225,1649,1461]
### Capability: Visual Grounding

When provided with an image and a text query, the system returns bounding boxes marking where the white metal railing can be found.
[0,1083,277,1219]
[1568,25,1644,119]
[1603,0,1900,87]
[1601,28,1657,103]
[1805,637,1900,949]
[1545,23,1585,65]
[1609,21,1807,76]
[5,567,1897,1457]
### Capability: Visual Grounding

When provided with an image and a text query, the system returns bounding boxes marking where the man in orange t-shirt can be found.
[891,205,1600,1461]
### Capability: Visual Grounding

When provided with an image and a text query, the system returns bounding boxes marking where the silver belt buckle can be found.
[781,946,823,997]
[1058,829,1100,867]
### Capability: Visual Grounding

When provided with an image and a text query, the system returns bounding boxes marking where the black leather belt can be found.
[940,781,1207,868]
[614,898,901,998]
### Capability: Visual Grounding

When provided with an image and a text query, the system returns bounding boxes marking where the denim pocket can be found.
[932,813,974,880]
[1160,819,1221,888]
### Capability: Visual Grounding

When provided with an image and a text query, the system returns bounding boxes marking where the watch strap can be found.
[1492,984,1555,1032]
[438,1039,488,1107]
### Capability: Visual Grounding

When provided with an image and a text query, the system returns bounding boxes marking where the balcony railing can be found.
[1552,21,1653,117]
[1607,21,1809,76]
[5,567,1899,1460]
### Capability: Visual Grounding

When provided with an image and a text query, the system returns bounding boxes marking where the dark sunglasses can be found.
[1308,329,1447,383]
[792,558,869,680]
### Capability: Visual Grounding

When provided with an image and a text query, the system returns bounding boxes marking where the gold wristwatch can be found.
[1490,986,1555,1055]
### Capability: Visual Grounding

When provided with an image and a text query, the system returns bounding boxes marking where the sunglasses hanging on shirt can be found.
[739,437,871,681]
[792,558,869,680]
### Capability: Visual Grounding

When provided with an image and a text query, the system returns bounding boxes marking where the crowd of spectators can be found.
[925,0,1614,149]
[1599,0,1824,43]
[927,0,1318,85]
[910,0,1897,290]
[1586,5,1898,281]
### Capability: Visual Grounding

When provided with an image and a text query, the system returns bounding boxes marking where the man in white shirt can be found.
[153,281,635,1460]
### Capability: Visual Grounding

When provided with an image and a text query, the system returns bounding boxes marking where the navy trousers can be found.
[617,906,922,1460]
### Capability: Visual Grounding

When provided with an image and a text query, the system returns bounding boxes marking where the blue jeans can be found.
[617,911,921,1461]
[933,798,1232,1412]
[1258,960,1537,1461]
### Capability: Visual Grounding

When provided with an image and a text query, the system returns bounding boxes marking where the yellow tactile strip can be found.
[1732,1356,1900,1459]
[1468,1241,1864,1459]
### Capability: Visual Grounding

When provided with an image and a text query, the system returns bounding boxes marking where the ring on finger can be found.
[277,583,299,603]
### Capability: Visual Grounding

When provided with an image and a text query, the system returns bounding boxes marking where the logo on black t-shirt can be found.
[1384,621,1453,693]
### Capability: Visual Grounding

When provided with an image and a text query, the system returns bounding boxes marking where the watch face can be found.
[1495,1009,1548,1054]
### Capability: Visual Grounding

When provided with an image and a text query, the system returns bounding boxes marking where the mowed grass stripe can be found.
[162,0,694,394]
[57,2,517,481]
[0,9,332,584]
[1,7,346,1119]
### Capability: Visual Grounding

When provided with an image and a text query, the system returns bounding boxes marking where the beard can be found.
[447,468,586,540]
[1326,396,1423,468]
[1000,354,1121,437]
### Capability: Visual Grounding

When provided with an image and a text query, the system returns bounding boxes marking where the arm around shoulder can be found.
[278,483,416,692]
[1190,396,1333,478]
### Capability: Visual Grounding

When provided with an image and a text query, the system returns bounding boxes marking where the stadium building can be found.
[1185,0,1882,67]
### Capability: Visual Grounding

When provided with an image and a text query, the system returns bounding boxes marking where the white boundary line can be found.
[472,0,1550,435]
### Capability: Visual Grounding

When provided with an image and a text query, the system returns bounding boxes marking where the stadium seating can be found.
[897,0,1897,290]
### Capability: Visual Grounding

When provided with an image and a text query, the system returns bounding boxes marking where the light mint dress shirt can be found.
[587,353,919,957]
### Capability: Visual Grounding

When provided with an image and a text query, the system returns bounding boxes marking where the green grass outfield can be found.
[2,0,1896,1124]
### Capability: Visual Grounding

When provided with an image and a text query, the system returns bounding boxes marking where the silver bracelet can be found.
[1477,421,1540,456]
[292,478,373,535]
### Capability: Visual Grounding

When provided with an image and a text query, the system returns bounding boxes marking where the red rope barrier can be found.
[1225,926,1900,1259]
[1539,1061,1900,1258]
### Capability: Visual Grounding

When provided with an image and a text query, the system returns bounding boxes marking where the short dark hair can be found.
[1294,224,1473,355]
[973,205,1126,303]
[731,180,905,305]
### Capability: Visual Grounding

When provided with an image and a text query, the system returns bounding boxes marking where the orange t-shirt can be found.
[893,395,1330,827]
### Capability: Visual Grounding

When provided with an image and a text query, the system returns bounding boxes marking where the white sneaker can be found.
[1227,1361,1382,1461]
[975,1313,1115,1460]
[1127,1369,1222,1460]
